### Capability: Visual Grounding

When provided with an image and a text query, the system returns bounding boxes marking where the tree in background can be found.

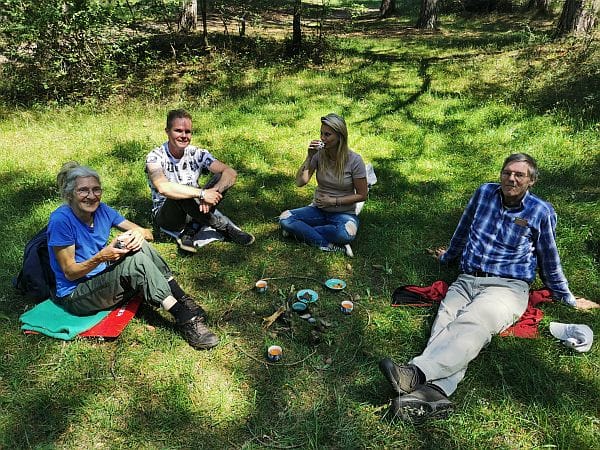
[200,0,209,45]
[555,0,600,36]
[290,0,302,55]
[528,0,551,15]
[416,0,439,29]
[380,0,396,18]
[180,0,197,32]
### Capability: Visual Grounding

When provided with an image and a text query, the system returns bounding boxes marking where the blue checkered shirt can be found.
[440,183,575,306]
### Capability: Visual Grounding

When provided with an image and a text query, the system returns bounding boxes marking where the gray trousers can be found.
[56,241,173,315]
[410,274,529,396]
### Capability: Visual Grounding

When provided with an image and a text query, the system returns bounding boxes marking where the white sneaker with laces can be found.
[320,244,354,258]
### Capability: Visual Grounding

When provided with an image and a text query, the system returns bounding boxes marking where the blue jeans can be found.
[279,206,359,248]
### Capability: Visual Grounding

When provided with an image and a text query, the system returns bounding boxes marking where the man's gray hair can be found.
[502,153,539,182]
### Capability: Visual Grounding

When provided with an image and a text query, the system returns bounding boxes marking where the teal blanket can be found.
[20,299,109,340]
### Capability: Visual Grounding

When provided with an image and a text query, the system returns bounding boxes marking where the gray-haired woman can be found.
[48,162,218,350]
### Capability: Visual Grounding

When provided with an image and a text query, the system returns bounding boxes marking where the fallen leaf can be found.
[262,306,286,329]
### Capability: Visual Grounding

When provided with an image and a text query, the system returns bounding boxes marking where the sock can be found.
[168,279,186,300]
[168,301,196,324]
[411,364,427,384]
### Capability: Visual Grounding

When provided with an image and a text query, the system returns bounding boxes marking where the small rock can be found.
[318,318,332,328]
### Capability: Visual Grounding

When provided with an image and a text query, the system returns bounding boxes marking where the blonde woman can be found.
[279,114,368,257]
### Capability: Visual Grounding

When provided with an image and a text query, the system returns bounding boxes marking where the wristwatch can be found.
[199,189,205,200]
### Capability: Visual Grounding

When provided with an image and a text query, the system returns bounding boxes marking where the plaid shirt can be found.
[440,183,575,306]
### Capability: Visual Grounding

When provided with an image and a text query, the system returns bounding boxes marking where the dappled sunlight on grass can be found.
[1,2,599,448]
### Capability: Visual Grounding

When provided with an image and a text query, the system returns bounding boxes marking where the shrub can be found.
[0,0,125,104]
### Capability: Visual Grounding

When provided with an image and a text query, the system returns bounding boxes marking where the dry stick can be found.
[233,342,317,367]
[259,275,323,284]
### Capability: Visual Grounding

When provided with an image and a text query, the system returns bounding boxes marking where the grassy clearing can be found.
[1,2,599,449]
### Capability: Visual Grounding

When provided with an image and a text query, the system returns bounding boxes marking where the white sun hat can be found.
[549,322,594,353]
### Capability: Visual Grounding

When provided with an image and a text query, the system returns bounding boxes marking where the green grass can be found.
[1,3,599,449]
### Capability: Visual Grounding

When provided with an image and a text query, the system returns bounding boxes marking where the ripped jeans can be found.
[279,206,359,248]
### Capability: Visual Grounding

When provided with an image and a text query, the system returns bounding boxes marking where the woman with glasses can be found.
[47,162,219,350]
[279,113,368,257]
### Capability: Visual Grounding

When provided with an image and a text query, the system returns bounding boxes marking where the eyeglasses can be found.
[501,170,529,182]
[76,187,103,198]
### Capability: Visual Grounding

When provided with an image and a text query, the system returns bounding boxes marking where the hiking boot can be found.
[389,384,453,424]
[178,316,219,350]
[176,225,198,253]
[379,358,422,395]
[178,295,207,322]
[223,224,255,246]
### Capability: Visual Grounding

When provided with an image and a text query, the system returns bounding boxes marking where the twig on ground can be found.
[233,342,317,367]
[262,306,286,329]
[260,275,323,284]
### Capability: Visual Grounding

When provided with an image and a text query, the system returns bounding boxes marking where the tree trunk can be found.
[528,0,551,15]
[180,0,197,32]
[291,0,302,55]
[200,0,208,46]
[416,0,439,29]
[556,0,600,36]
[380,0,396,18]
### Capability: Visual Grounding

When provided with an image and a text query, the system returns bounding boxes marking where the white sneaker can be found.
[320,244,353,258]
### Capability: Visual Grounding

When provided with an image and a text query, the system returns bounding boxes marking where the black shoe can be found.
[176,225,198,253]
[389,384,453,424]
[223,224,255,246]
[379,358,422,395]
[178,295,207,322]
[178,316,219,350]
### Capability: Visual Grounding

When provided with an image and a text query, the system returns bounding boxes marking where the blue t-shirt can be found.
[48,203,125,297]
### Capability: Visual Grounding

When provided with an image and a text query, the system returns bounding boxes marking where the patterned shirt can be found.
[440,183,575,305]
[145,142,216,213]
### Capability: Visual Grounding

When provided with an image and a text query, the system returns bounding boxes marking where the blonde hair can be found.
[319,113,350,182]
[56,161,101,202]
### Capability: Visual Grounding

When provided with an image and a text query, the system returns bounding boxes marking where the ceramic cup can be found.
[255,279,268,293]
[267,345,283,362]
[340,300,354,315]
